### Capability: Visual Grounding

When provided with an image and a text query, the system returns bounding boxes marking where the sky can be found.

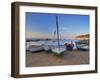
[26,12,89,39]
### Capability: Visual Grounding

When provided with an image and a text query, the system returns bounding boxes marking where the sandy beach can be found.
[26,50,89,67]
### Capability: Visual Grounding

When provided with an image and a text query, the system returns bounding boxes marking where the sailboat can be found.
[51,16,66,55]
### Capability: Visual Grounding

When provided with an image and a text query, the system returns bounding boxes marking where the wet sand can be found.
[26,50,89,67]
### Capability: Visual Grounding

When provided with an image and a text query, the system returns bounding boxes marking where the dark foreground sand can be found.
[26,50,89,67]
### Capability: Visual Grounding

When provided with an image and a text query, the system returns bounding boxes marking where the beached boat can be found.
[28,45,44,53]
[51,46,66,56]
[51,16,66,55]
[76,40,89,51]
[26,43,30,51]
[77,44,89,51]
[42,44,51,52]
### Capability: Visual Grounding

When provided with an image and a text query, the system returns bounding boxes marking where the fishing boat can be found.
[76,40,89,51]
[51,46,66,56]
[51,16,66,55]
[28,45,44,53]
[77,44,89,51]
[26,41,44,53]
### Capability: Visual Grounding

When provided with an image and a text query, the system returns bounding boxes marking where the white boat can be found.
[51,46,66,55]
[42,44,51,52]
[28,45,43,53]
[77,44,89,51]
[51,16,66,55]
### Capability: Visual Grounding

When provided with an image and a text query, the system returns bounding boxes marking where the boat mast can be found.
[56,16,60,50]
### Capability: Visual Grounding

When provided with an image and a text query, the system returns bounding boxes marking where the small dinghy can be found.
[77,45,89,51]
[76,40,89,51]
[28,45,44,53]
